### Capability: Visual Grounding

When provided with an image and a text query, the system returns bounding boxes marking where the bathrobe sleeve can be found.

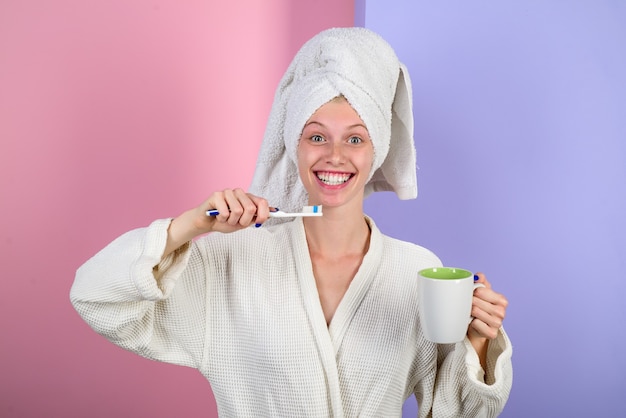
[416,328,513,418]
[70,218,207,368]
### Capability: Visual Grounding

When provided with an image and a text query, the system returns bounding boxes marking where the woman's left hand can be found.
[467,273,508,357]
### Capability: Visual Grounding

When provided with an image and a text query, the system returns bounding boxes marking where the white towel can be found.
[249,27,417,215]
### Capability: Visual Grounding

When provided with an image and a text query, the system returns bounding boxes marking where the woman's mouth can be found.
[315,171,353,186]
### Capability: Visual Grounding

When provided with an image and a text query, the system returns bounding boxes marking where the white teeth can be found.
[317,172,351,185]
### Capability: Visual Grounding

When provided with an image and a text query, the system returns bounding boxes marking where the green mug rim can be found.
[419,267,473,280]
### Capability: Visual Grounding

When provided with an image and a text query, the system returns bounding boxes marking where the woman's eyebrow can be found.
[303,121,325,129]
[303,121,368,131]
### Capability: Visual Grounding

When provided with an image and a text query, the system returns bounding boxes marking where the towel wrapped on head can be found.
[249,27,417,215]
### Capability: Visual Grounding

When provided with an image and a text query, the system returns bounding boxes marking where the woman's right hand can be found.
[164,188,270,257]
[196,188,271,234]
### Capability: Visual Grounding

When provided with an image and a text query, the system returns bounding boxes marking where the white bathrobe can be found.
[71,217,512,417]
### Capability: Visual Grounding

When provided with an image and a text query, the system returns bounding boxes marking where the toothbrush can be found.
[206,205,323,218]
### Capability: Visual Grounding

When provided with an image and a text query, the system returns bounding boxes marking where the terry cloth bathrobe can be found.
[70,217,513,417]
[71,27,513,417]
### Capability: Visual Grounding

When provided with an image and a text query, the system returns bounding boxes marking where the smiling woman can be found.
[297,96,374,211]
[70,27,512,417]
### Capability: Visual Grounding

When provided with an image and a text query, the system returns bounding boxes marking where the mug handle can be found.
[468,283,486,324]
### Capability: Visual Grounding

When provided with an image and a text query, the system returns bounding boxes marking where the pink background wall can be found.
[0,1,353,416]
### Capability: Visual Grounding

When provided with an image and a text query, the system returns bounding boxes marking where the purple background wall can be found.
[357,1,626,417]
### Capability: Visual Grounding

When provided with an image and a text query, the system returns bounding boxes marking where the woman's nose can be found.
[326,141,344,164]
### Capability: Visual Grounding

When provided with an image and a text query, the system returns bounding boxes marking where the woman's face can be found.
[297,97,374,209]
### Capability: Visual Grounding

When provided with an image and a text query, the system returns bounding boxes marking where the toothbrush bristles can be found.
[303,205,322,214]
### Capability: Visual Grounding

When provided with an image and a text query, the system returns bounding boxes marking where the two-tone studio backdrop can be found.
[1,1,624,416]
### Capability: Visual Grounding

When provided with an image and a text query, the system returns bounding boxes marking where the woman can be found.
[71,27,512,417]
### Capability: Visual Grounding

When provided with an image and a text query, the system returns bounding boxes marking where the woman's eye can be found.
[348,136,362,144]
[311,135,324,142]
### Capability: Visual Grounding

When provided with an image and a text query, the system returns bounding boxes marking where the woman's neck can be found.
[302,205,371,258]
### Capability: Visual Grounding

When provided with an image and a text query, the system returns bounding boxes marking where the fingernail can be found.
[474,275,479,282]
[255,223,262,228]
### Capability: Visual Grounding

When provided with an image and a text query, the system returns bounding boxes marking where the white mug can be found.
[418,267,484,344]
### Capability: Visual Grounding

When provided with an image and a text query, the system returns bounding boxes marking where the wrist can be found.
[164,210,205,257]
[467,332,489,369]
